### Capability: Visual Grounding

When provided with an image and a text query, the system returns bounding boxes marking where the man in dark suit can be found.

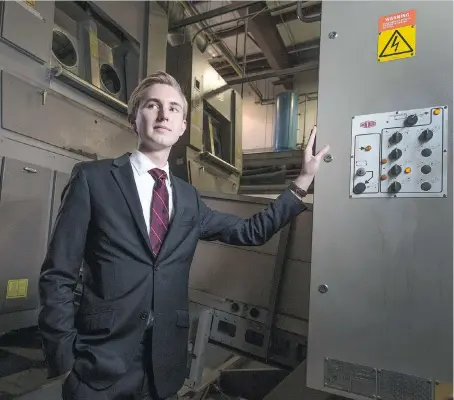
[38,71,329,400]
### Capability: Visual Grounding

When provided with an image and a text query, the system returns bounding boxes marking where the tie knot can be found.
[149,168,167,183]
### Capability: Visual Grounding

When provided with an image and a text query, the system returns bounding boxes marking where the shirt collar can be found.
[129,150,170,178]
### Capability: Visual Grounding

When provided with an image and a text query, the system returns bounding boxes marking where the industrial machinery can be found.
[0,0,142,334]
[167,41,243,195]
[181,2,453,400]
[0,1,452,400]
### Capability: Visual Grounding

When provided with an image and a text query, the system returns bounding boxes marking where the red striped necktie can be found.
[148,168,169,256]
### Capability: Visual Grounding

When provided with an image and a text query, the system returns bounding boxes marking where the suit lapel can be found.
[111,154,154,257]
[155,173,185,263]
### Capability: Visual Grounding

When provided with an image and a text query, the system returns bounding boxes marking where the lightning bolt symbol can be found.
[391,34,400,52]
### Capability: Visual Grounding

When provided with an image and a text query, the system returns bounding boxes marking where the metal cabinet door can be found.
[0,157,53,315]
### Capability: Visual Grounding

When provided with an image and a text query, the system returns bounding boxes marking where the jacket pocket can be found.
[77,309,115,334]
[175,310,190,328]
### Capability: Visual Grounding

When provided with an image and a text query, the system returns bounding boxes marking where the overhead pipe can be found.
[202,61,318,103]
[225,61,319,85]
[297,1,321,22]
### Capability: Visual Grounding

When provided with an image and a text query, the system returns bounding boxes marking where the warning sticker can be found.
[6,279,28,299]
[25,0,35,6]
[378,10,416,63]
[379,10,416,32]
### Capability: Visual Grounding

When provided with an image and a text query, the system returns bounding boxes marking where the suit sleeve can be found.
[38,163,91,378]
[197,188,306,245]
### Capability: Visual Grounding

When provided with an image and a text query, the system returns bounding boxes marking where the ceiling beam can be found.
[168,1,261,30]
[214,3,321,40]
[238,2,294,90]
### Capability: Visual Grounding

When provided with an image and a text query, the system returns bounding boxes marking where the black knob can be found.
[388,181,402,193]
[140,311,148,320]
[419,129,433,142]
[421,148,432,157]
[421,182,431,191]
[353,182,366,194]
[389,132,403,144]
[389,165,402,177]
[421,165,432,174]
[404,114,418,127]
[389,148,402,160]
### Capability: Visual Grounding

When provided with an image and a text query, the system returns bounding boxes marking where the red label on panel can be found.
[360,121,376,128]
[379,10,416,32]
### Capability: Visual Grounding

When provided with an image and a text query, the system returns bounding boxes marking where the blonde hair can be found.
[127,71,188,125]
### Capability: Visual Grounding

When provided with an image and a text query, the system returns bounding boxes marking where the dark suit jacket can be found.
[38,152,306,398]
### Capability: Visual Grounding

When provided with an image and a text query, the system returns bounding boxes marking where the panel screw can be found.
[324,154,333,163]
[328,31,338,39]
[318,284,329,294]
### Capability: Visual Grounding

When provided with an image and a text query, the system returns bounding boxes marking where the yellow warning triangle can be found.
[379,30,413,58]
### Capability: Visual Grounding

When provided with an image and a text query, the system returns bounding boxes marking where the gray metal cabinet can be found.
[0,157,53,315]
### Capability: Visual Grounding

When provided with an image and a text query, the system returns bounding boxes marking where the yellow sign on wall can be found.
[6,279,28,299]
[378,10,416,63]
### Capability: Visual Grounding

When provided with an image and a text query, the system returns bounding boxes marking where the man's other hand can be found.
[294,125,330,191]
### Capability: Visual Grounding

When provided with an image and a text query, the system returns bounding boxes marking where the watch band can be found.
[289,181,307,199]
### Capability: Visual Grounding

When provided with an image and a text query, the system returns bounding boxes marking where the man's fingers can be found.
[314,144,330,161]
[306,125,317,151]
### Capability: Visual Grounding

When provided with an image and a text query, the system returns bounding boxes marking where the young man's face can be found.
[134,84,187,151]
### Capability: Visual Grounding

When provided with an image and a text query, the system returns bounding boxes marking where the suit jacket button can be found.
[140,312,148,320]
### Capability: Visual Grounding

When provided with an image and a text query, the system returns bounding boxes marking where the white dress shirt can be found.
[129,151,174,234]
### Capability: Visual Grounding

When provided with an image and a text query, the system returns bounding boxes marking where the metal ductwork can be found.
[163,1,215,57]
[162,1,264,100]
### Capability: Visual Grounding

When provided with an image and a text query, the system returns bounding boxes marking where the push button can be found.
[140,311,148,320]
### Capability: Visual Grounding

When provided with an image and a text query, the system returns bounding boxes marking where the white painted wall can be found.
[236,69,319,152]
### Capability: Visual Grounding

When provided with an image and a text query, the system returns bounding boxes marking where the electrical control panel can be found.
[350,106,448,198]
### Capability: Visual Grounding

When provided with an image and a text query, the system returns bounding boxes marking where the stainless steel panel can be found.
[0,1,54,63]
[308,1,453,397]
[1,71,136,159]
[0,157,53,315]
[189,242,276,309]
